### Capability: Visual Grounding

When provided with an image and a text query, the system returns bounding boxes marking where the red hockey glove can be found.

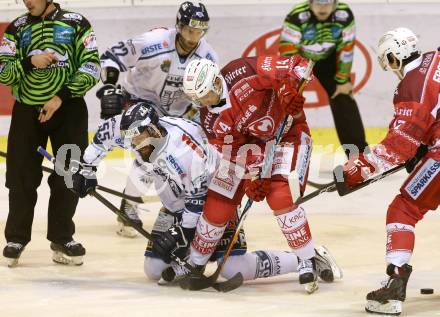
[343,154,376,188]
[278,85,305,116]
[245,178,271,202]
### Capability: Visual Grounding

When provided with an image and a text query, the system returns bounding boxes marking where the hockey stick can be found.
[333,163,405,197]
[36,146,242,292]
[0,150,159,204]
[307,180,336,190]
[182,60,316,292]
[293,163,405,205]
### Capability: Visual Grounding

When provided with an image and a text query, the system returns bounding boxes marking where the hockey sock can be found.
[190,215,226,266]
[220,251,299,281]
[385,223,415,267]
[275,206,315,259]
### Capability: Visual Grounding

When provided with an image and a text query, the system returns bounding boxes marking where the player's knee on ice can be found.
[220,253,258,281]
[144,257,169,281]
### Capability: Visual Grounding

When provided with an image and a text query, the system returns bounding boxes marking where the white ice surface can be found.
[0,158,439,317]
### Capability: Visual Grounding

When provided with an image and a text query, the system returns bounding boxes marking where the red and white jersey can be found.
[369,51,440,171]
[200,55,311,164]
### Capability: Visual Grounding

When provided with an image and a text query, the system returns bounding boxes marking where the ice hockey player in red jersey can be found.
[339,27,440,315]
[179,55,324,293]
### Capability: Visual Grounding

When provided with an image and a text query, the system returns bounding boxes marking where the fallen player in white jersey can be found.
[70,102,342,287]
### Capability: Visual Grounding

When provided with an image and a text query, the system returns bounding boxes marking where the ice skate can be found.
[50,240,86,266]
[298,258,318,294]
[159,262,205,289]
[3,242,25,268]
[116,198,143,238]
[314,245,343,282]
[365,264,412,316]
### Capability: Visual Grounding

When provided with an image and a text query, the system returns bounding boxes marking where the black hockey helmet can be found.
[120,102,164,142]
[176,2,209,31]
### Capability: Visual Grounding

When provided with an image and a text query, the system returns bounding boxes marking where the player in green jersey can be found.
[280,0,367,158]
[0,0,100,267]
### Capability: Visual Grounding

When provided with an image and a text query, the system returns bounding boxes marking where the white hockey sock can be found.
[275,206,315,260]
[144,257,170,281]
[220,251,299,281]
[385,223,414,267]
[189,216,226,266]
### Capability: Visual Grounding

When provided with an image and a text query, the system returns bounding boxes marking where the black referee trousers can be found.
[5,98,88,245]
[313,51,368,157]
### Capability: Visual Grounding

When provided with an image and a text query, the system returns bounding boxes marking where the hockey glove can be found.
[245,178,271,202]
[96,84,124,119]
[71,162,98,198]
[342,154,376,188]
[278,84,305,116]
[404,144,428,173]
[152,224,196,264]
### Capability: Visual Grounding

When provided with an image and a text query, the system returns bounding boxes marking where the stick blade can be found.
[212,273,244,292]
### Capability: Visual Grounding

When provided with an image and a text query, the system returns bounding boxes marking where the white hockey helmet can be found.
[183,58,221,101]
[377,27,421,71]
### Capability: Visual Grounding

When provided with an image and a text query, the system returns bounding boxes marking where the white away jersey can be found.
[101,27,219,116]
[83,115,220,227]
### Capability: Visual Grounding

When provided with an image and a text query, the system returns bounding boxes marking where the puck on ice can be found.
[420,288,434,294]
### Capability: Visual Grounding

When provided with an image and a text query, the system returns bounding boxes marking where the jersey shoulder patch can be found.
[333,4,354,24]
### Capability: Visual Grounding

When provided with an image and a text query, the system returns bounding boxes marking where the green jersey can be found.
[0,3,100,106]
[279,1,355,84]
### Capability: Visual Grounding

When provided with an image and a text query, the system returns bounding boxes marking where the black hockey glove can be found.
[405,144,428,173]
[71,162,98,198]
[152,224,196,264]
[96,84,124,119]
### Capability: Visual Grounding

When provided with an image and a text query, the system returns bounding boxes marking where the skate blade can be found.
[316,245,343,280]
[52,251,83,266]
[6,258,19,268]
[304,280,319,294]
[365,300,402,316]
[116,223,138,238]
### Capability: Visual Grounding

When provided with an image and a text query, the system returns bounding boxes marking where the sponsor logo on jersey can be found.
[280,27,302,44]
[83,32,97,50]
[20,28,32,47]
[303,26,316,40]
[395,107,413,117]
[236,104,257,132]
[331,26,342,39]
[0,38,16,56]
[248,116,274,135]
[166,154,185,175]
[53,25,74,44]
[404,159,440,199]
[160,59,171,72]
[298,11,311,23]
[261,56,273,72]
[234,82,255,103]
[28,48,70,68]
[14,16,27,28]
[224,65,247,85]
[79,62,100,79]
[334,10,349,22]
[141,41,169,55]
[63,13,83,21]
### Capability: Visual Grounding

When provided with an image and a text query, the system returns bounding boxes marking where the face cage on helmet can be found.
[187,74,223,107]
[122,124,163,150]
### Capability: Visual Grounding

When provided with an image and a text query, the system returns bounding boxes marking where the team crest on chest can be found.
[248,116,275,135]
[161,59,171,72]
